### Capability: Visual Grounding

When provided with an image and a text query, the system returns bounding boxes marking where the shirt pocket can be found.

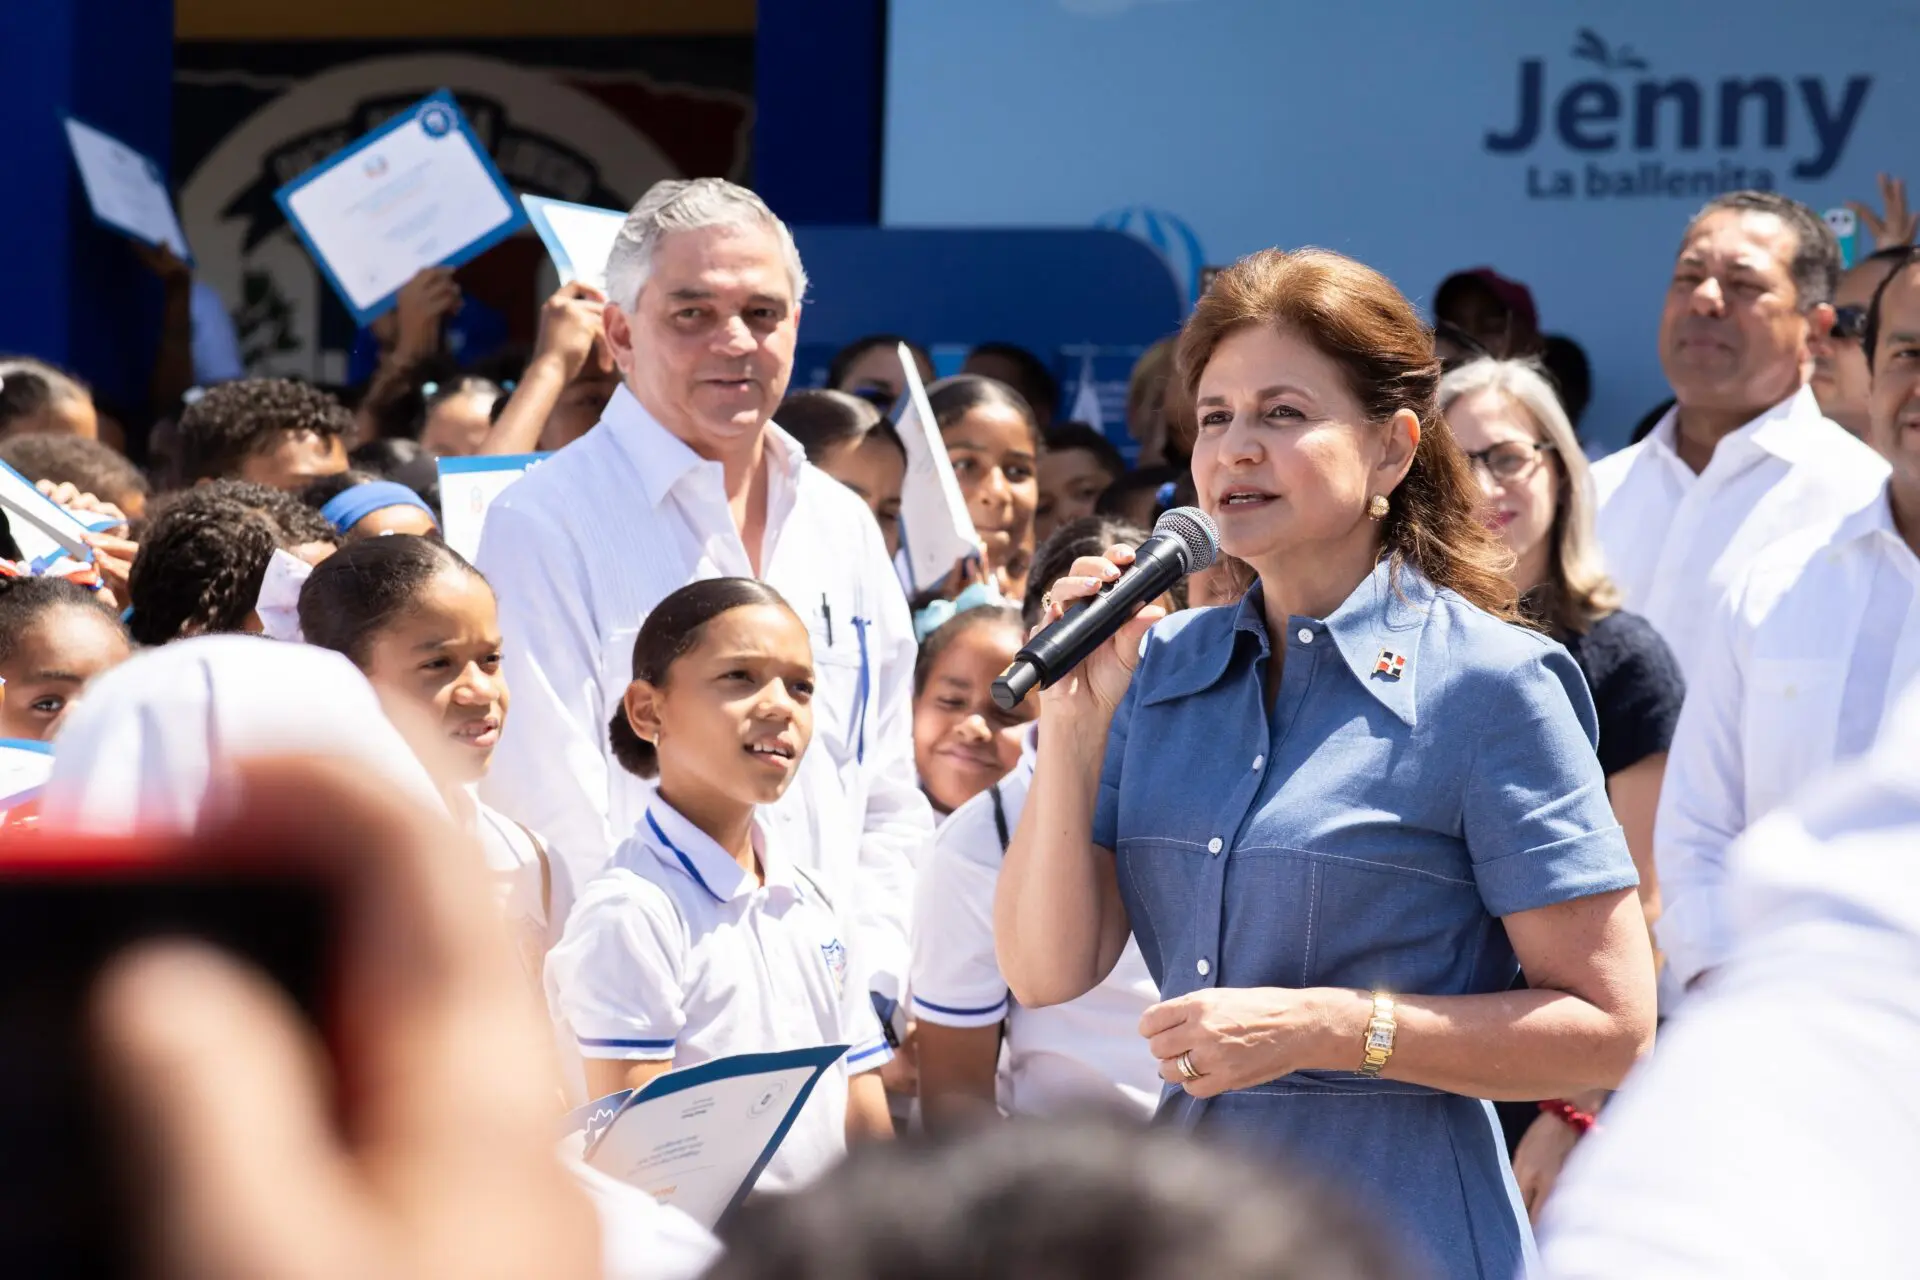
[1744,657,1845,818]
[1113,836,1209,987]
[803,614,869,774]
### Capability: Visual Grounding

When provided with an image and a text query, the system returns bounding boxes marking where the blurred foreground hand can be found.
[91,756,600,1280]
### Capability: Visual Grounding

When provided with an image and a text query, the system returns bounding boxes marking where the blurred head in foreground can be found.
[705,1116,1407,1280]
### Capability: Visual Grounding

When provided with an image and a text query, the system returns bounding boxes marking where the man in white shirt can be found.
[476,178,931,992]
[1656,249,1920,993]
[1592,191,1887,678]
[1538,679,1920,1278]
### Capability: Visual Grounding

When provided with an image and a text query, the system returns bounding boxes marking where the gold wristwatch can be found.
[1358,991,1396,1077]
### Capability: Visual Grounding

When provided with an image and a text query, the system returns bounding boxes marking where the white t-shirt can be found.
[472,792,552,946]
[910,735,1162,1119]
[546,798,893,1193]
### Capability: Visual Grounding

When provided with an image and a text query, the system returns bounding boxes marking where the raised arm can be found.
[481,283,612,456]
[993,547,1160,1008]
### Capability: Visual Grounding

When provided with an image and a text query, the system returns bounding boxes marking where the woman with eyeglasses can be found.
[1440,357,1684,1219]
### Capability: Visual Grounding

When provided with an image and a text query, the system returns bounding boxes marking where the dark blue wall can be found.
[0,0,174,412]
[753,0,885,224]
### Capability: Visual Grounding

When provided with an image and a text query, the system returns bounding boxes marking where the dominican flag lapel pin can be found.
[1373,649,1407,680]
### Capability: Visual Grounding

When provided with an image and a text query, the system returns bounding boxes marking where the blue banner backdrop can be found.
[882,0,1920,450]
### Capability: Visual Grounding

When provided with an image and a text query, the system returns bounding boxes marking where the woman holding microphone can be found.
[994,249,1655,1278]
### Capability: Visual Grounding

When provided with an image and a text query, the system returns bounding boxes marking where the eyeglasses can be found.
[1463,440,1555,483]
[1830,305,1870,342]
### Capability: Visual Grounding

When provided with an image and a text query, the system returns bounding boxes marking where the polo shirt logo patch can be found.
[820,938,849,996]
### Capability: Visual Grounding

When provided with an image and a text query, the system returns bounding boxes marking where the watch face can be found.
[1367,1028,1394,1052]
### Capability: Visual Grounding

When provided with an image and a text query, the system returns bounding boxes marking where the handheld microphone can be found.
[991,506,1219,711]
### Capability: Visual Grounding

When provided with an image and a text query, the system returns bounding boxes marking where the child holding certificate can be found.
[545,578,896,1192]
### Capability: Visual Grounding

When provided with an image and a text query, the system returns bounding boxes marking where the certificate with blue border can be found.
[61,116,193,264]
[435,452,550,561]
[0,458,107,561]
[522,195,626,294]
[273,90,528,325]
[575,1045,846,1229]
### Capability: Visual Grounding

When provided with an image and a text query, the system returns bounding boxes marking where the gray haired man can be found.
[476,179,931,1007]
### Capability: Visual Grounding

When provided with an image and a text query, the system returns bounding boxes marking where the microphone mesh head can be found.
[1152,506,1220,571]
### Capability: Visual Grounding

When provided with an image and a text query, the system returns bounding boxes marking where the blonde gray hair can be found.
[603,178,808,312]
[1438,358,1621,632]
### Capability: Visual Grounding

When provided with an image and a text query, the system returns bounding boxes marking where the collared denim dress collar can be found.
[1091,557,1635,1280]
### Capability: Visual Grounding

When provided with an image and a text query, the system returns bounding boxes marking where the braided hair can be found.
[127,494,281,646]
[148,479,338,551]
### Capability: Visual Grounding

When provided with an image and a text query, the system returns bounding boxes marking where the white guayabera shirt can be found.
[1590,385,1886,680]
[1539,681,1920,1278]
[1656,481,1920,991]
[476,385,931,995]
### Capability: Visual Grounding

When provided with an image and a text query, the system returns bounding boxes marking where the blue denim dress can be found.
[1092,559,1636,1279]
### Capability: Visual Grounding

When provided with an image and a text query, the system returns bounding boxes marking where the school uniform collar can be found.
[642,797,794,904]
[1141,558,1430,727]
[603,384,809,511]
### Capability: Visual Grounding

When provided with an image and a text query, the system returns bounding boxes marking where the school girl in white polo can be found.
[911,518,1164,1128]
[546,578,895,1193]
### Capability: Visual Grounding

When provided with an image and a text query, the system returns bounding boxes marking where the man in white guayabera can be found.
[476,178,931,998]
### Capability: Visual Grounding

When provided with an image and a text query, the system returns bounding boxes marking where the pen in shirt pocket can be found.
[821,593,834,646]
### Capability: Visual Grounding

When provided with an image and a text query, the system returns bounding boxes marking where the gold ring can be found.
[1041,591,1054,613]
[1176,1050,1199,1082]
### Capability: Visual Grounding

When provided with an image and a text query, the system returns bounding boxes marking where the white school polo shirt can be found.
[910,732,1161,1118]
[1590,386,1886,679]
[476,386,931,997]
[1656,481,1920,991]
[545,800,892,1194]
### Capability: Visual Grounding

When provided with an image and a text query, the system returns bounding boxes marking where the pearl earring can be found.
[1367,494,1390,520]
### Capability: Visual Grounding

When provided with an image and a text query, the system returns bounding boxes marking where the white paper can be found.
[436,453,548,561]
[0,461,100,560]
[524,195,626,295]
[892,342,983,592]
[62,118,190,259]
[0,741,53,816]
[584,1059,828,1229]
[283,107,516,315]
[1069,350,1105,434]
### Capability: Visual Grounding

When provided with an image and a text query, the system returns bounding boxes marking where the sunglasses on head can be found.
[1830,305,1870,342]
